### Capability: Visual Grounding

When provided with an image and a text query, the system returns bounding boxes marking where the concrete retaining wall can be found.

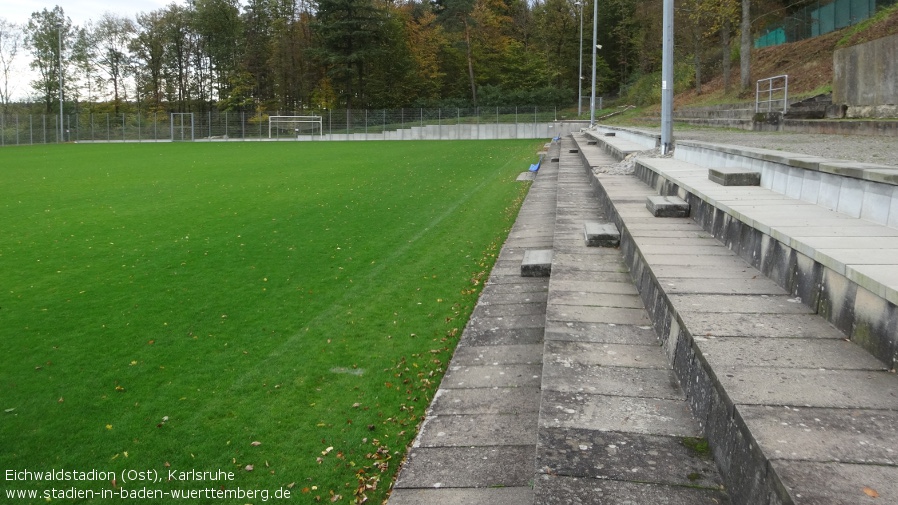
[295,121,589,142]
[672,139,898,228]
[834,33,898,118]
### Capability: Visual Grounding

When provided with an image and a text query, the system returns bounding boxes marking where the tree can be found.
[313,0,387,109]
[192,0,243,102]
[24,6,74,113]
[89,13,137,113]
[0,18,21,110]
[132,10,168,110]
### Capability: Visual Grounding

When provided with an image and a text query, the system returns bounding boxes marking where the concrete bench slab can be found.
[708,166,761,186]
[646,195,690,217]
[516,171,536,181]
[584,221,620,247]
[521,249,553,277]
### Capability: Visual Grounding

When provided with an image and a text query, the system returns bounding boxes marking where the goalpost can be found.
[170,113,195,141]
[268,115,323,138]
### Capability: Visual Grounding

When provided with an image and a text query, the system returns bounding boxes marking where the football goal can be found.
[170,113,195,141]
[268,115,323,138]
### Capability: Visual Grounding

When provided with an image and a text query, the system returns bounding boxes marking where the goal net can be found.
[170,113,195,141]
[268,115,323,138]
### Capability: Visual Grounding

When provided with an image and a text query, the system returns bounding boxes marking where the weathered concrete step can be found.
[584,154,898,505]
[583,221,620,247]
[521,249,553,277]
[708,166,760,186]
[533,135,730,504]
[646,195,689,217]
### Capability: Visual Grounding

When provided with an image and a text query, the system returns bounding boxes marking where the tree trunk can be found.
[463,17,476,106]
[740,0,751,92]
[722,18,731,94]
[694,30,702,95]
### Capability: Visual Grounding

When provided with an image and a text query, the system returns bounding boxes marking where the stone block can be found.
[583,221,621,247]
[646,195,690,217]
[708,167,761,186]
[521,249,553,277]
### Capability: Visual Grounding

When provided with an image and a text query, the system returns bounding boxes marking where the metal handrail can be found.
[755,75,789,114]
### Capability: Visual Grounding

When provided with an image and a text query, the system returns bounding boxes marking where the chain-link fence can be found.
[0,107,569,146]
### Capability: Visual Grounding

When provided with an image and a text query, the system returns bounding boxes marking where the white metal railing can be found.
[756,75,789,114]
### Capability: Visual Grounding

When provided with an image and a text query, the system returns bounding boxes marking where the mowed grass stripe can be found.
[0,139,539,503]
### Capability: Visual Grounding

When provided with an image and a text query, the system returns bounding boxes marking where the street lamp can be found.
[57,22,64,142]
[575,1,583,117]
[590,0,598,126]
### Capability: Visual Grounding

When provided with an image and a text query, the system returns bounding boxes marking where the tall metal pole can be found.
[660,0,674,154]
[589,0,598,126]
[576,1,583,117]
[57,23,64,142]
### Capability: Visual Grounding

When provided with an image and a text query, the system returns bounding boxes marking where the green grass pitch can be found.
[0,139,541,503]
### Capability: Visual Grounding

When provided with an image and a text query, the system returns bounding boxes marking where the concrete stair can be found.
[577,129,898,505]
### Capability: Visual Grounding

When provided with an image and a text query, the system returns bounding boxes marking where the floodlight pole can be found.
[660,0,674,154]
[589,0,598,126]
[576,1,583,117]
[57,23,64,143]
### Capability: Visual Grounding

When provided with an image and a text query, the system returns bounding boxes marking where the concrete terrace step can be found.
[533,135,729,504]
[575,132,898,504]
[389,139,561,504]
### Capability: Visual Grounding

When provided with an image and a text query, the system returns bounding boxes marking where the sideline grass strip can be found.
[0,139,540,503]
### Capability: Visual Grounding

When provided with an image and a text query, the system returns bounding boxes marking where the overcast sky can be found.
[4,1,199,101]
[4,1,188,26]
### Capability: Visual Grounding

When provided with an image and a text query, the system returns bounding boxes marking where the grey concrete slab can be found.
[701,337,888,370]
[534,475,730,504]
[416,413,539,447]
[546,305,652,325]
[638,244,736,257]
[720,368,898,409]
[550,261,632,275]
[481,279,549,292]
[584,221,621,247]
[477,290,549,305]
[536,427,722,489]
[547,291,644,309]
[543,362,684,400]
[740,405,898,465]
[540,391,700,437]
[649,264,767,279]
[461,327,545,346]
[545,340,668,369]
[544,321,658,345]
[451,344,543,366]
[774,460,898,505]
[669,294,814,314]
[549,270,634,283]
[466,314,546,332]
[388,487,533,505]
[658,276,787,295]
[394,445,535,488]
[522,249,554,277]
[646,195,691,217]
[442,363,542,388]
[709,166,761,186]
[548,280,639,296]
[470,302,546,318]
[429,387,541,415]
[640,254,753,268]
[679,311,846,338]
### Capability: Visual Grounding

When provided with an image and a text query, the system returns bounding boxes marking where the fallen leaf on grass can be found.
[251,441,262,446]
[244,465,253,472]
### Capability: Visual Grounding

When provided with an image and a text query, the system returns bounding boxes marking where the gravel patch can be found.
[673,130,898,167]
